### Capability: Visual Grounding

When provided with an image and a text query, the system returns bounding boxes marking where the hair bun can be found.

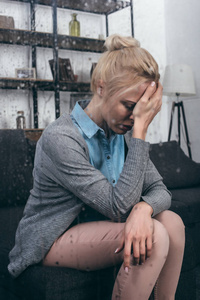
[104,34,140,52]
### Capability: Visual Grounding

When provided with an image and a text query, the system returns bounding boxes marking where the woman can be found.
[8,34,185,299]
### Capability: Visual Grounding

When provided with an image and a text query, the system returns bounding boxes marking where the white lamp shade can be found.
[163,64,196,97]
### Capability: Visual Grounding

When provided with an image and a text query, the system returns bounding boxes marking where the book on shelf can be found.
[0,15,15,29]
[49,58,75,82]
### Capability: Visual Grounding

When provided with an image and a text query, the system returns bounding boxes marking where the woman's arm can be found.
[38,127,149,222]
[114,159,171,272]
[38,82,168,221]
[141,158,171,216]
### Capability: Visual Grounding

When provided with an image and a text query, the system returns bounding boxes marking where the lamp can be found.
[163,64,196,158]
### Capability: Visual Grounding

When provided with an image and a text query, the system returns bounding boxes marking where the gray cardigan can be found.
[8,113,171,278]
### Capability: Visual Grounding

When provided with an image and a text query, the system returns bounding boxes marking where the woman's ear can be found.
[97,80,104,97]
[97,87,102,96]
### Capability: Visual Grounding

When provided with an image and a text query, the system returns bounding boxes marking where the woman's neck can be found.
[84,95,110,137]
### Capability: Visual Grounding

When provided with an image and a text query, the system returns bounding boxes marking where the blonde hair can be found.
[91,34,160,98]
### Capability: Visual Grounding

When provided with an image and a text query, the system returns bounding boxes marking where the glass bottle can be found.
[16,110,26,129]
[69,13,80,37]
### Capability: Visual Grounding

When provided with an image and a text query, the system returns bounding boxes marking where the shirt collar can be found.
[70,100,104,139]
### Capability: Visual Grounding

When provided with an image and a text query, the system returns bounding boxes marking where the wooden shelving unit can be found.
[0,28,105,52]
[0,77,90,92]
[0,0,133,128]
[9,0,132,15]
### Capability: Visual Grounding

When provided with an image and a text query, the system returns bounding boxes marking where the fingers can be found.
[114,240,124,254]
[139,239,146,265]
[123,238,132,272]
[146,236,153,259]
[115,237,148,269]
[122,232,153,270]
[145,82,163,116]
[133,238,150,266]
[141,81,157,102]
[118,210,154,272]
[133,240,140,265]
[133,81,163,118]
[123,239,152,271]
[141,81,163,108]
[150,82,163,108]
[143,81,163,100]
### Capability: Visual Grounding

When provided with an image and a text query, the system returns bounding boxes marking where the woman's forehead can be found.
[117,82,150,99]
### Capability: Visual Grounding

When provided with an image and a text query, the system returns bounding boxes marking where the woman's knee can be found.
[154,210,185,251]
[155,210,185,235]
[153,219,170,258]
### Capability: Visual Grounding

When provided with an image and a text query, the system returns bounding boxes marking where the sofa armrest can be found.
[149,141,200,189]
[0,130,36,207]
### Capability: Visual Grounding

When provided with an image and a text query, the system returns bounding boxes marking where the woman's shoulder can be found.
[39,113,88,151]
[43,113,80,139]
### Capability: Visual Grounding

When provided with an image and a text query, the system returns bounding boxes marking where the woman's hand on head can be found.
[132,82,163,140]
[115,202,154,272]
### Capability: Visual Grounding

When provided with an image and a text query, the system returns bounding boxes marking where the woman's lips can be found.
[120,124,133,131]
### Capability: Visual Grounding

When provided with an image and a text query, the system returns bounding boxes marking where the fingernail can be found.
[125,267,129,274]
[151,81,155,86]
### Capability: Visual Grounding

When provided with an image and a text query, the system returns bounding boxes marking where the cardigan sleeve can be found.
[38,119,170,221]
[141,159,171,216]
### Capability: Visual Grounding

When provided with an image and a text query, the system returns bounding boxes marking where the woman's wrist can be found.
[131,119,149,140]
[132,128,146,140]
[132,201,153,217]
[132,126,147,140]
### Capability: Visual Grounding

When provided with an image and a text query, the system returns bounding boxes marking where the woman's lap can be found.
[43,210,180,271]
[43,220,125,270]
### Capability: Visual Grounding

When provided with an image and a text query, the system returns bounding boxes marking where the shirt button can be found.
[107,155,110,159]
[112,180,115,183]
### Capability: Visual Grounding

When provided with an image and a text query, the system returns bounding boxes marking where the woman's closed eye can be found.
[124,103,137,111]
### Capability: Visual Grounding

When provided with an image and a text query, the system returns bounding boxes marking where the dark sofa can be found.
[0,129,200,300]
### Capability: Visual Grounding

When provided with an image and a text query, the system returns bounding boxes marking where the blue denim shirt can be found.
[70,100,125,186]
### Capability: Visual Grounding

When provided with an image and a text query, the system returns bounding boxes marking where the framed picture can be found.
[15,68,36,79]
[49,58,75,82]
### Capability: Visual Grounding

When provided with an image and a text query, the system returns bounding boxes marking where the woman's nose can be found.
[129,113,133,120]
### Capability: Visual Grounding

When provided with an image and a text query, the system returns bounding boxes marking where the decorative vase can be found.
[16,111,26,129]
[69,13,80,37]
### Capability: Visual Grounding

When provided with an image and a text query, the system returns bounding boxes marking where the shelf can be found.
[24,129,43,141]
[0,29,105,53]
[9,0,131,15]
[0,78,91,92]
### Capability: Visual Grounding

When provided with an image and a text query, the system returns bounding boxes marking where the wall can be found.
[164,0,200,162]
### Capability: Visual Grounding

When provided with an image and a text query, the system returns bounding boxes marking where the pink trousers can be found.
[43,210,185,300]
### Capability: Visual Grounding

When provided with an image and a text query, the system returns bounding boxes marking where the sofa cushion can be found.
[0,130,35,207]
[170,187,200,225]
[0,206,24,299]
[149,141,200,189]
[176,267,196,300]
[15,264,116,300]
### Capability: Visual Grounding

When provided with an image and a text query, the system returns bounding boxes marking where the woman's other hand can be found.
[132,82,163,140]
[115,202,154,272]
